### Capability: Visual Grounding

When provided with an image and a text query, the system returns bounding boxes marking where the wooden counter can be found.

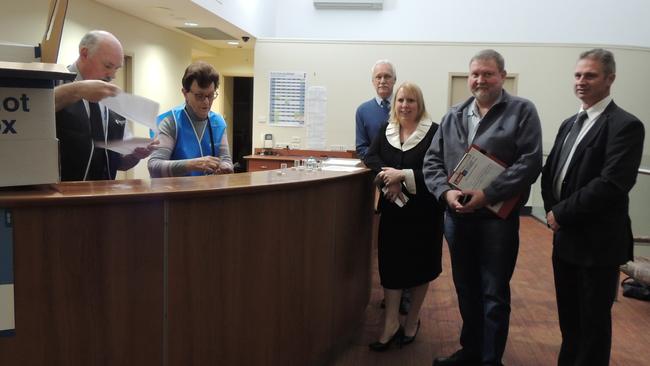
[245,148,357,172]
[0,169,374,366]
[244,154,298,171]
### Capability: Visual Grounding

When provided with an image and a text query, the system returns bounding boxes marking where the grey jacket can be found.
[423,90,543,216]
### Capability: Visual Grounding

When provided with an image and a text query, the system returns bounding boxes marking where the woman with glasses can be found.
[148,61,233,177]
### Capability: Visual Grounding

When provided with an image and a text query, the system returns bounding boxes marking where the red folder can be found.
[448,145,520,219]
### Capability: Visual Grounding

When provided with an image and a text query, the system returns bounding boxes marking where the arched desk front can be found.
[0,168,374,366]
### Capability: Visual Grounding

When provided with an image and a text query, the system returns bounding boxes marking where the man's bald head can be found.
[76,30,123,82]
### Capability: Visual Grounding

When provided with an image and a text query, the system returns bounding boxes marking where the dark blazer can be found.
[541,101,645,266]
[56,100,126,181]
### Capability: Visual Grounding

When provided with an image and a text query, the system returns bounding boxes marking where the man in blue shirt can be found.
[356,60,411,314]
[355,60,396,160]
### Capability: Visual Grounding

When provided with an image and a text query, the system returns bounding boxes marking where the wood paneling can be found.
[252,148,356,158]
[246,148,357,172]
[246,157,287,171]
[166,173,374,366]
[0,169,374,366]
[0,202,164,366]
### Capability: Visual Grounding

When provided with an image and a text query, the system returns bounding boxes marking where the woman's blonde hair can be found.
[388,82,429,124]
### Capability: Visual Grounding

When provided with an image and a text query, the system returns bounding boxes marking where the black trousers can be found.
[552,255,619,366]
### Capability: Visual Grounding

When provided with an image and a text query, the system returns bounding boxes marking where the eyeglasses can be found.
[189,91,218,101]
[374,74,394,81]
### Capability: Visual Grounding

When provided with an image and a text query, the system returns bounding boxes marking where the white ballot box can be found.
[0,61,75,187]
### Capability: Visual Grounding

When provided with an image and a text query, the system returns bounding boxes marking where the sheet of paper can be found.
[321,165,364,172]
[448,145,517,218]
[102,92,159,130]
[323,158,362,167]
[381,186,409,207]
[95,137,152,155]
[449,146,505,191]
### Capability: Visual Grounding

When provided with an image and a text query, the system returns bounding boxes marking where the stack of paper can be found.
[321,158,364,172]
[99,92,159,154]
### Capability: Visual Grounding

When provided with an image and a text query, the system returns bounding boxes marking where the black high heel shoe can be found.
[401,320,420,345]
[368,326,404,352]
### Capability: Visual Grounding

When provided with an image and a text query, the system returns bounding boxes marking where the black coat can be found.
[56,100,126,181]
[541,101,645,266]
[364,120,444,288]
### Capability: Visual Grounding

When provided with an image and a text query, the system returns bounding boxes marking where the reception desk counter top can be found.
[0,168,365,205]
[0,169,374,366]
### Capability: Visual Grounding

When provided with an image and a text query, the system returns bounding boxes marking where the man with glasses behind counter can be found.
[148,61,233,177]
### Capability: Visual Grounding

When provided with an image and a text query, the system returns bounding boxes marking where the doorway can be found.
[231,77,253,172]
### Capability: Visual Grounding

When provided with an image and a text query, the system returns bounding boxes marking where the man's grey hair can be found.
[579,48,616,76]
[371,59,397,79]
[79,30,109,56]
[469,49,505,73]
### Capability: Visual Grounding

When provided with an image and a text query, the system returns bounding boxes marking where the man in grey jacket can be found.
[423,49,542,366]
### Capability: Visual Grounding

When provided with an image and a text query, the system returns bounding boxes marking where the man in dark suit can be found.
[55,30,154,181]
[541,48,645,366]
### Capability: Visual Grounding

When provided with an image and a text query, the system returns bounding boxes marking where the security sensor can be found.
[242,36,250,43]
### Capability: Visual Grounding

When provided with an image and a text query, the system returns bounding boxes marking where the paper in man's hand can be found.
[102,92,159,130]
[95,137,153,155]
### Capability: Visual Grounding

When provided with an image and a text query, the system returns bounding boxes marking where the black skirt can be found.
[377,196,443,289]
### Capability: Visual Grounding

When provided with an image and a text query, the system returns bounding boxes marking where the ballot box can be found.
[0,61,74,187]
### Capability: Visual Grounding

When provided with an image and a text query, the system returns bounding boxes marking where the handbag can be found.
[621,276,650,301]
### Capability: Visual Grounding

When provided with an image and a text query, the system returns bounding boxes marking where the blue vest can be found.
[156,105,226,176]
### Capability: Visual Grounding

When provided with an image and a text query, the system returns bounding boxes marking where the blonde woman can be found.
[364,82,444,351]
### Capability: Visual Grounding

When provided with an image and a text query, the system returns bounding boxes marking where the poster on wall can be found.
[0,208,15,337]
[305,86,327,149]
[269,71,306,126]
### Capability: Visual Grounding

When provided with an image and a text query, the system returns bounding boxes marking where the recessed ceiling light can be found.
[184,22,199,27]
[227,41,240,45]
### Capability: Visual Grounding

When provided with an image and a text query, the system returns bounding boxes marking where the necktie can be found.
[88,102,104,141]
[553,111,588,198]
[380,99,389,112]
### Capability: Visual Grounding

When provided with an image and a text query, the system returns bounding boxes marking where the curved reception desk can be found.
[0,168,374,366]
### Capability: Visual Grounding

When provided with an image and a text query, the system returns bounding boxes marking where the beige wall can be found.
[253,40,650,236]
[253,40,650,157]
[3,0,224,179]
[60,0,202,179]
[3,3,648,236]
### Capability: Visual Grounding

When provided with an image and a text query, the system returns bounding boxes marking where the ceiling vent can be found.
[313,0,383,10]
[176,27,237,41]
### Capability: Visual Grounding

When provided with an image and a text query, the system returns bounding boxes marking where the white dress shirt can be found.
[554,95,613,199]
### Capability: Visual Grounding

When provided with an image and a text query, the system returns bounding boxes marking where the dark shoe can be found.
[368,326,404,352]
[401,320,420,345]
[432,350,479,366]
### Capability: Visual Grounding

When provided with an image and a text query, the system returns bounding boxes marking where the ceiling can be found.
[96,0,255,50]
